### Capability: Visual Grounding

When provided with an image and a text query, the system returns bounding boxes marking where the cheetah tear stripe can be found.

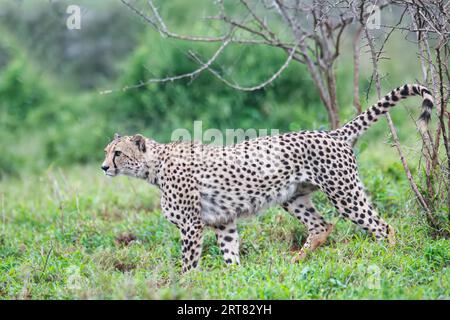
[330,84,434,145]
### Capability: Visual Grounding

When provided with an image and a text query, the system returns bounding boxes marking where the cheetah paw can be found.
[388,225,396,247]
[291,224,335,263]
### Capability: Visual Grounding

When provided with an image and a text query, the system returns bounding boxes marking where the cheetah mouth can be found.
[104,170,118,177]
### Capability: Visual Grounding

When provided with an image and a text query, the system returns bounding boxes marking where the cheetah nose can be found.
[101,165,109,172]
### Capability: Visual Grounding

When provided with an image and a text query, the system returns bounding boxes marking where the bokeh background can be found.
[0,0,427,177]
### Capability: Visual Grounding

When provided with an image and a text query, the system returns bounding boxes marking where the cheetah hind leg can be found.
[320,173,397,248]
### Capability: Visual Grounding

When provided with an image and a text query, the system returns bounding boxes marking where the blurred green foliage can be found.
[0,0,428,177]
[0,1,333,177]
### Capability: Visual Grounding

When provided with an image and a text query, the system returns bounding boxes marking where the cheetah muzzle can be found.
[101,84,433,273]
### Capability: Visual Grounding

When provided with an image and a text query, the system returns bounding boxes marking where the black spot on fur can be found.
[400,85,409,96]
[422,98,434,109]
[421,88,431,95]
[419,110,431,122]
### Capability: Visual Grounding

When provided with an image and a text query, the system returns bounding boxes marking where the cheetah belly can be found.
[250,183,298,214]
[200,183,298,226]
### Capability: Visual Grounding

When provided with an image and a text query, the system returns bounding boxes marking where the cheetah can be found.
[101,84,433,273]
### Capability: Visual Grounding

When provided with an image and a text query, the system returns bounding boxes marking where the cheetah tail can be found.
[330,84,434,145]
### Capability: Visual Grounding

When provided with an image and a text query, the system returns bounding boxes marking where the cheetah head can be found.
[101,133,153,179]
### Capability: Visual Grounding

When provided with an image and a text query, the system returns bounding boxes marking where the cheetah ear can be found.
[131,134,146,153]
[114,133,121,140]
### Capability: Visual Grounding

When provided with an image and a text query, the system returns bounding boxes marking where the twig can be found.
[121,0,229,42]
[100,37,232,94]
[189,44,298,92]
[239,0,277,40]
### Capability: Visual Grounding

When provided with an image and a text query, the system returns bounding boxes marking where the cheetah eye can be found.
[114,151,122,157]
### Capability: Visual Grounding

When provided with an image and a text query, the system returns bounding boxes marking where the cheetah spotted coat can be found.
[102,84,434,272]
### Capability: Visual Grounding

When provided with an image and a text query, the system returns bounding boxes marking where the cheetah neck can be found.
[141,141,165,187]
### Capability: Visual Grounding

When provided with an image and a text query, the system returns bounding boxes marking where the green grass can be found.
[0,164,448,300]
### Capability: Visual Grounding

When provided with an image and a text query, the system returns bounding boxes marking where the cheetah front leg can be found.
[283,194,334,261]
[161,195,205,273]
[180,219,204,273]
[213,220,240,265]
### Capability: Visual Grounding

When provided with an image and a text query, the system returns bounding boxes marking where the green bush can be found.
[0,38,110,174]
[0,44,49,131]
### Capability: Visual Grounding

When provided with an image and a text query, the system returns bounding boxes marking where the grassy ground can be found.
[0,162,448,300]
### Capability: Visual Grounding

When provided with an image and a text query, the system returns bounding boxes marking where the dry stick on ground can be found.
[364,26,440,228]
